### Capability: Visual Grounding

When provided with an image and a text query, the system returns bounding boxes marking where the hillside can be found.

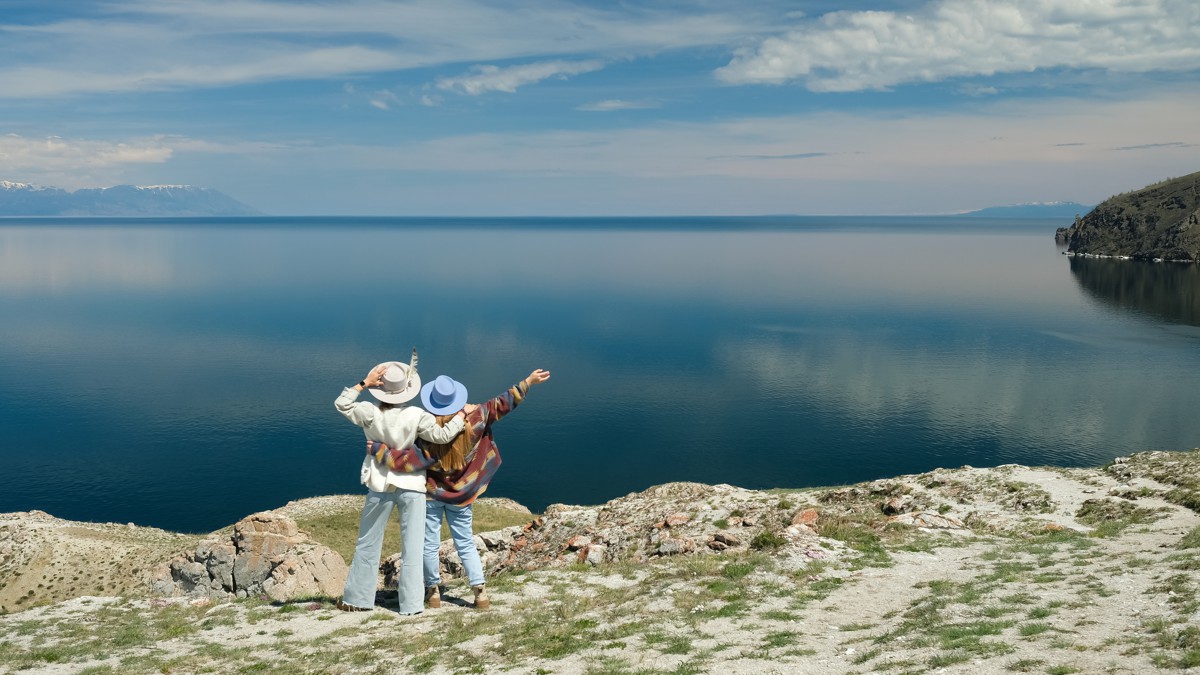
[0,181,260,217]
[1,450,1199,673]
[1056,172,1200,261]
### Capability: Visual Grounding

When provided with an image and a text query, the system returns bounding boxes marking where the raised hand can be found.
[363,363,389,388]
[525,369,551,386]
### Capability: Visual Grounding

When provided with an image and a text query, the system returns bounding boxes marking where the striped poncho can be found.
[365,379,529,506]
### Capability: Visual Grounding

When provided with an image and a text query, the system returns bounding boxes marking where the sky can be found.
[1,0,1198,216]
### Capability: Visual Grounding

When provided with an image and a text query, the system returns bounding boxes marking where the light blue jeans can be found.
[342,489,426,614]
[424,500,484,588]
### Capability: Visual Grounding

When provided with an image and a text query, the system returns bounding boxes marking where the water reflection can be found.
[2,220,1199,532]
[0,228,175,290]
[0,222,1077,315]
[1069,256,1200,326]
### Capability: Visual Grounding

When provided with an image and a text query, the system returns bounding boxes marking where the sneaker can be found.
[472,585,490,610]
[424,586,441,609]
[335,599,372,612]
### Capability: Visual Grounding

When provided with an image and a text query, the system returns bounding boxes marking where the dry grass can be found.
[288,496,536,564]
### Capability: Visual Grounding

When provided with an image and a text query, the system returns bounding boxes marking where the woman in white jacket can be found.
[334,350,464,614]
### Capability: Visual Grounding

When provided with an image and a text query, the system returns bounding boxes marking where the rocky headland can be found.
[2,449,1199,674]
[1056,171,1200,262]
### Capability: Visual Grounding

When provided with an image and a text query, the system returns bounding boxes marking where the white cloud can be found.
[716,0,1200,91]
[0,133,173,170]
[256,87,1200,214]
[368,89,400,110]
[960,84,999,97]
[576,99,661,112]
[0,46,402,98]
[0,1,774,99]
[437,60,605,95]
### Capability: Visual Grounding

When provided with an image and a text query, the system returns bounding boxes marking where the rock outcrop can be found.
[1056,171,1200,261]
[422,481,965,584]
[149,511,347,601]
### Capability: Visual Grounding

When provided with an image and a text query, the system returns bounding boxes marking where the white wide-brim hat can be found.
[420,374,468,415]
[368,361,422,404]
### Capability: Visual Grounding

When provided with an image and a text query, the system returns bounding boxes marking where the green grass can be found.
[750,530,787,551]
[1018,622,1053,637]
[817,517,894,568]
[1165,489,1200,514]
[1074,499,1164,538]
[1180,526,1200,549]
[763,629,801,648]
[293,500,535,564]
[721,561,757,580]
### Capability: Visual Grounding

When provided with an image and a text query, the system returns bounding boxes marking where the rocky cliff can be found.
[3,450,1200,673]
[1056,171,1200,261]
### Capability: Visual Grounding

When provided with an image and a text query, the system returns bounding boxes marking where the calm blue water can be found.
[2,216,1198,533]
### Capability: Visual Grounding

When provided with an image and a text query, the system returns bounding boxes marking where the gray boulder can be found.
[150,511,347,601]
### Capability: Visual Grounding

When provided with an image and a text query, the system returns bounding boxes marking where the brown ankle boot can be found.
[472,585,490,609]
[424,586,441,609]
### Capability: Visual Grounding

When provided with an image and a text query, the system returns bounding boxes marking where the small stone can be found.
[712,532,742,547]
[880,497,909,515]
[665,513,690,528]
[791,509,819,527]
[584,544,606,565]
[565,535,591,551]
[784,524,816,540]
[656,540,685,556]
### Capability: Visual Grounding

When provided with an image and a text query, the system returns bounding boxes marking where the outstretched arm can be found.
[485,369,551,423]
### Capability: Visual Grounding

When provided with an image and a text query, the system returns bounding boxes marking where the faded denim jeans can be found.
[341,489,426,614]
[424,500,484,588]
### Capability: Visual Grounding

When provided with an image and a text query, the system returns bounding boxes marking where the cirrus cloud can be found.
[716,0,1200,91]
[576,99,662,112]
[436,60,605,95]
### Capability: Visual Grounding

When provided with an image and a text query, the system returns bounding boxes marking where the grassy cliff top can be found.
[2,450,1199,674]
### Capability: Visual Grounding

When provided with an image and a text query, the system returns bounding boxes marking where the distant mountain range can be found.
[0,180,260,217]
[960,201,1093,218]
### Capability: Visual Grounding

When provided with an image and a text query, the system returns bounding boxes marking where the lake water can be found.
[2,217,1198,533]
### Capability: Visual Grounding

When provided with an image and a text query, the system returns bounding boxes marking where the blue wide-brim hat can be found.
[420,374,468,415]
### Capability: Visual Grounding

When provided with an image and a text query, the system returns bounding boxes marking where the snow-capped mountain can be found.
[0,181,261,216]
[961,201,1092,218]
